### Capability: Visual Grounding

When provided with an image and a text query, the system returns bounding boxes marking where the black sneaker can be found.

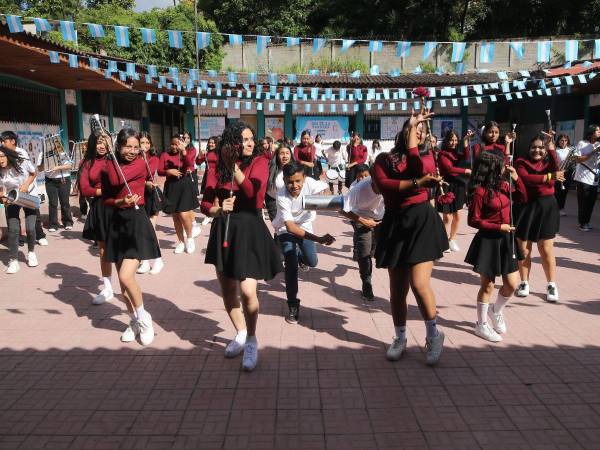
[362,282,374,301]
[18,236,25,247]
[286,305,299,324]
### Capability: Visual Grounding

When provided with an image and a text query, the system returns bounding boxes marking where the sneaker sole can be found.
[475,330,502,342]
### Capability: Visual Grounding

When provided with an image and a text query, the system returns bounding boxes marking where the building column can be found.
[74,90,84,141]
[257,109,265,138]
[284,104,293,139]
[461,105,469,136]
[59,90,69,149]
[108,93,114,133]
[185,101,195,138]
[355,102,365,137]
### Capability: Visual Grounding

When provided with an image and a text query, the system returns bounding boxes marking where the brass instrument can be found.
[42,133,68,179]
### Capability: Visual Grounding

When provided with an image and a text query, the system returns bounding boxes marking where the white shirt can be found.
[267,170,285,199]
[369,147,387,165]
[44,147,73,179]
[273,177,328,235]
[343,177,385,221]
[0,157,37,196]
[13,147,39,196]
[324,146,346,168]
[574,140,600,186]
[555,147,572,165]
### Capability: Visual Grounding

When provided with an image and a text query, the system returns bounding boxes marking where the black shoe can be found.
[362,282,374,301]
[286,305,299,324]
[18,237,25,247]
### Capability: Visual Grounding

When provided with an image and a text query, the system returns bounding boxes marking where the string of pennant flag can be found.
[4,12,600,71]
[44,46,597,104]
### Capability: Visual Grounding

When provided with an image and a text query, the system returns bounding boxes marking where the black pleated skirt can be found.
[82,197,111,242]
[436,179,467,214]
[205,210,283,281]
[465,230,523,279]
[144,185,161,217]
[375,202,449,268]
[163,175,199,214]
[104,207,161,264]
[514,195,560,242]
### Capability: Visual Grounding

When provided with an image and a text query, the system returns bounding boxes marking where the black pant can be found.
[352,222,378,284]
[45,177,73,228]
[35,209,45,239]
[6,204,36,259]
[79,194,89,216]
[576,181,598,226]
[554,170,574,210]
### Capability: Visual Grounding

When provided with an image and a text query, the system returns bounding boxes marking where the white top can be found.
[45,149,73,179]
[343,177,385,221]
[267,170,285,199]
[323,146,346,168]
[574,141,600,186]
[15,147,41,197]
[273,177,328,235]
[555,147,572,164]
[0,157,37,196]
[369,147,387,165]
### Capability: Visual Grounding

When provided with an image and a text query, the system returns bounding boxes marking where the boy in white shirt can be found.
[323,140,346,195]
[341,166,385,300]
[272,161,335,323]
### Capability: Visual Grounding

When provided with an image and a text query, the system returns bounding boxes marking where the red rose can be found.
[413,86,429,98]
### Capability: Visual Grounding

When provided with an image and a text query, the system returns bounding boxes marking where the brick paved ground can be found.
[0,191,599,449]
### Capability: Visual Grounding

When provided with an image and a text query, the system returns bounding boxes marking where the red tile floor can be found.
[0,192,599,449]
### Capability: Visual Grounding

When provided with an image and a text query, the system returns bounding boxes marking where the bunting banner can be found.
[369,41,383,53]
[537,41,552,63]
[114,25,130,47]
[342,39,355,53]
[313,38,327,53]
[286,37,300,47]
[510,41,525,60]
[451,42,466,62]
[256,35,270,55]
[5,15,23,33]
[196,32,211,49]
[33,17,52,33]
[423,42,437,59]
[229,34,243,46]
[140,28,156,44]
[168,30,183,48]
[397,41,411,58]
[87,23,105,38]
[59,20,77,42]
[480,42,495,64]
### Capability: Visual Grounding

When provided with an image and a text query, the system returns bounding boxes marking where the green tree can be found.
[85,0,135,9]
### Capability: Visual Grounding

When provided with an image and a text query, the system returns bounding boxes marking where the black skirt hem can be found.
[465,230,523,279]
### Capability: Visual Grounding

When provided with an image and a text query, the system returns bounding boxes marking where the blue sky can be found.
[134,0,174,11]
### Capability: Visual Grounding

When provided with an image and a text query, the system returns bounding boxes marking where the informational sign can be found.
[556,120,577,145]
[432,116,462,140]
[265,117,284,141]
[380,116,407,140]
[199,116,226,140]
[295,116,349,141]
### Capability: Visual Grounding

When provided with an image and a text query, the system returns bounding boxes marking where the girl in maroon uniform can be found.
[472,121,513,163]
[198,136,219,226]
[514,135,564,303]
[293,130,318,179]
[137,131,164,275]
[466,151,527,342]
[437,130,473,251]
[201,122,282,371]
[158,135,199,254]
[79,133,113,305]
[345,132,369,187]
[102,128,161,345]
[372,110,448,366]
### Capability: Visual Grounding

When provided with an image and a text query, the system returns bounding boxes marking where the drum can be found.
[326,169,339,183]
[338,168,346,182]
[7,189,41,210]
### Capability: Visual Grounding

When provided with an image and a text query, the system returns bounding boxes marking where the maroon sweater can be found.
[468,178,527,232]
[200,154,270,215]
[144,154,159,181]
[293,145,316,163]
[515,150,559,199]
[102,157,147,207]
[347,144,368,164]
[438,145,470,179]
[372,147,436,209]
[158,150,195,180]
[79,158,106,198]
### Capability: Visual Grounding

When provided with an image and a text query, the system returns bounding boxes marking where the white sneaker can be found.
[26,252,38,267]
[475,322,502,342]
[48,227,57,232]
[149,259,164,275]
[224,338,245,358]
[488,306,507,334]
[174,242,185,254]
[136,261,151,274]
[185,238,195,254]
[5,259,20,274]
[36,238,48,246]
[546,284,559,303]
[242,340,258,371]
[138,314,155,346]
[425,330,445,365]
[201,216,211,226]
[515,282,529,297]
[64,225,73,231]
[92,289,114,305]
[191,223,202,238]
[386,337,407,361]
[449,240,460,252]
[120,320,139,343]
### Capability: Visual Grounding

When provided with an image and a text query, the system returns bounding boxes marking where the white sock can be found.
[135,305,148,321]
[246,335,257,345]
[521,280,529,286]
[394,325,406,341]
[129,312,137,321]
[494,293,510,314]
[424,318,439,338]
[103,277,112,292]
[153,257,163,265]
[477,302,489,325]
[235,329,247,344]
[548,281,556,288]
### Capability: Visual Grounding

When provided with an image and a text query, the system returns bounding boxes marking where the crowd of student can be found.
[1,112,599,371]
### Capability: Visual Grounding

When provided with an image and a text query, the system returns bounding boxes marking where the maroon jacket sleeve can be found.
[468,188,501,232]
[439,153,467,177]
[157,152,168,177]
[473,143,481,160]
[406,146,424,176]
[196,151,206,166]
[512,176,528,204]
[293,146,300,161]
[238,156,268,199]
[515,158,548,185]
[547,149,559,172]
[200,164,217,215]
[372,157,400,193]
[79,161,97,197]
[183,149,195,172]
[358,145,368,164]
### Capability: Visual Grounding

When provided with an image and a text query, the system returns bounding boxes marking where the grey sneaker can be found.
[242,340,258,371]
[386,337,407,361]
[425,330,445,366]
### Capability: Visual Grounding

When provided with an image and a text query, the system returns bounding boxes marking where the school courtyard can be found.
[1,192,599,450]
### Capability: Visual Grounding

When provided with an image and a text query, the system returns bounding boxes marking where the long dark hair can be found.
[207,136,219,153]
[0,146,24,173]
[386,119,411,172]
[481,121,500,145]
[115,128,139,163]
[555,133,571,147]
[138,131,156,156]
[268,144,295,191]
[216,121,259,185]
[441,130,459,151]
[77,132,105,187]
[584,124,599,142]
[467,150,505,202]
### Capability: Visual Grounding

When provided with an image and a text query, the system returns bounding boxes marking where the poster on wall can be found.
[467,115,486,147]
[556,120,578,145]
[199,116,226,140]
[265,117,284,141]
[295,116,349,141]
[432,116,462,141]
[380,116,407,140]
